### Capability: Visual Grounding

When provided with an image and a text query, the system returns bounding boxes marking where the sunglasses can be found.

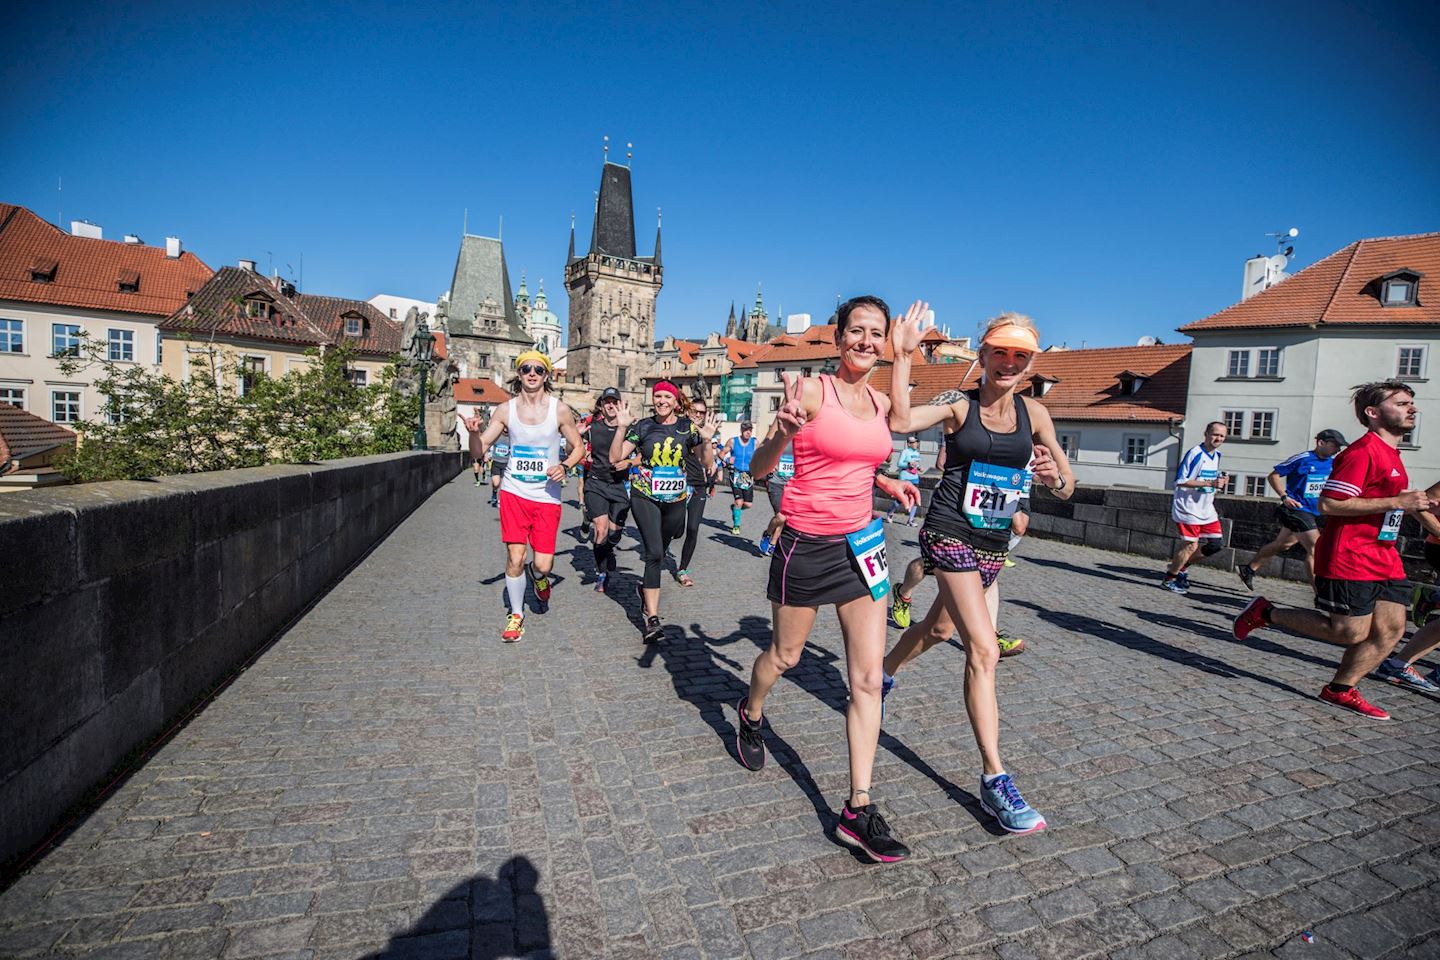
[517,364,546,375]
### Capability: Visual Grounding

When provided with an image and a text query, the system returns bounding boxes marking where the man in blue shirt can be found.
[1237,428,1346,590]
[725,422,758,534]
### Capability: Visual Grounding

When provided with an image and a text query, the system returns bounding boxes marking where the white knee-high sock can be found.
[505,574,526,615]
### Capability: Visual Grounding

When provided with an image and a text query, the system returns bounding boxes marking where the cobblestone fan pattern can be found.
[3,474,1439,959]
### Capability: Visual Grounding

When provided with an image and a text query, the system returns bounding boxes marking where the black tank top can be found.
[926,388,1033,550]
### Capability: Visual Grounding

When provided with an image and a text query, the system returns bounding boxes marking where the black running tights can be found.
[679,486,708,571]
[631,494,687,589]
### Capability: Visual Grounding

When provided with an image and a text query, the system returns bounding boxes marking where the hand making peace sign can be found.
[890,300,932,356]
[775,372,808,439]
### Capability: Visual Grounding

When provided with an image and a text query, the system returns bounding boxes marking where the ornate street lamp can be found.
[411,320,436,450]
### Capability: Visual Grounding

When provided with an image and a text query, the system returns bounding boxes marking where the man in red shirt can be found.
[1233,381,1434,720]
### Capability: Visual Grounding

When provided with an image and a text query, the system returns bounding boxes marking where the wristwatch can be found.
[1051,475,1067,492]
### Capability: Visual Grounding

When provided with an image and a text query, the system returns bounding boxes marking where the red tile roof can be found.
[296,294,403,358]
[456,378,512,405]
[675,339,701,366]
[871,343,1191,423]
[0,204,213,317]
[0,402,77,460]
[1181,232,1440,332]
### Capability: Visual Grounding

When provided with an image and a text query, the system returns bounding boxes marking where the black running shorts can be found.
[1313,577,1408,618]
[1275,504,1320,533]
[767,479,786,513]
[766,526,873,607]
[584,482,630,524]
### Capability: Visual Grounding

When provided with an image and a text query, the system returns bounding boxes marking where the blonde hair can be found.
[981,311,1040,343]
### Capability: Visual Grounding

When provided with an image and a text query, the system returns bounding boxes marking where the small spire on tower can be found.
[567,213,576,262]
[653,207,662,266]
[603,135,609,162]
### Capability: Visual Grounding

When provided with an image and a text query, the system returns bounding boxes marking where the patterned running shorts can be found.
[919,527,1008,589]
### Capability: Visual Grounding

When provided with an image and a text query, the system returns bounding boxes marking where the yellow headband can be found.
[515,350,553,373]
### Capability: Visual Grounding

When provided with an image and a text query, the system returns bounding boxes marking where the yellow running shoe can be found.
[890,593,912,629]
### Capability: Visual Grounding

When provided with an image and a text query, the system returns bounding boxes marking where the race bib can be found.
[776,455,794,480]
[733,471,753,491]
[845,518,890,601]
[963,462,1029,530]
[1379,509,1403,542]
[1198,467,1219,495]
[648,465,687,503]
[1303,477,1325,500]
[509,444,550,484]
[492,443,510,459]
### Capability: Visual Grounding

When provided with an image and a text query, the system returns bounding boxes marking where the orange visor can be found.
[981,325,1040,352]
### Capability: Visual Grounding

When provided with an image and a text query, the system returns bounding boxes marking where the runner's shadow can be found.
[636,617,834,835]
[365,855,550,959]
[1010,600,1310,699]
[724,622,999,833]
[1133,606,1347,672]
[1025,556,1153,589]
[707,531,763,555]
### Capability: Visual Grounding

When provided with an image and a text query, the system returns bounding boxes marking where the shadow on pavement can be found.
[366,855,551,960]
[1025,555,1154,589]
[638,616,834,835]
[1129,606,1339,672]
[1011,599,1311,699]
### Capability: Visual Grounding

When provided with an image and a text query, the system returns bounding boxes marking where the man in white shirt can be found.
[1163,421,1229,594]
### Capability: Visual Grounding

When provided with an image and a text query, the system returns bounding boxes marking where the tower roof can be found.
[591,161,637,259]
[446,235,528,340]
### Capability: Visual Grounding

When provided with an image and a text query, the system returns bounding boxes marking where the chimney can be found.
[165,237,182,258]
[238,258,257,272]
[70,220,103,239]
[123,234,142,245]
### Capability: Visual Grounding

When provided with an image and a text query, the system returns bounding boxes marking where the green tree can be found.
[55,334,415,482]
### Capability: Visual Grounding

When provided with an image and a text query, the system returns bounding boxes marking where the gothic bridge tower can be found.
[562,156,662,405]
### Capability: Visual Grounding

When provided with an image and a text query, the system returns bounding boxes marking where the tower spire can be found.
[653,208,662,266]
[567,213,576,262]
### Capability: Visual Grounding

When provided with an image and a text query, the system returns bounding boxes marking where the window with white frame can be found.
[1401,413,1420,448]
[774,368,785,383]
[238,356,267,396]
[344,315,362,336]
[52,323,82,357]
[106,398,129,424]
[245,298,269,319]
[1122,435,1148,465]
[1056,432,1079,460]
[1397,346,1426,379]
[1249,410,1276,440]
[52,390,81,424]
[1222,410,1245,435]
[1226,350,1249,378]
[1,319,23,353]
[1256,348,1281,377]
[770,396,781,412]
[0,386,25,408]
[1225,347,1282,378]
[108,329,134,361]
[156,331,163,364]
[344,367,368,387]
[1245,475,1268,497]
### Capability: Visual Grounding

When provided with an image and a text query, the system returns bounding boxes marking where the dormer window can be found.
[30,257,57,284]
[1030,374,1058,397]
[117,269,140,293]
[1117,370,1149,395]
[345,315,363,337]
[1379,269,1422,307]
[244,294,274,319]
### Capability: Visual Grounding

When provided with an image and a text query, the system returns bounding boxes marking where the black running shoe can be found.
[580,519,592,538]
[643,615,664,644]
[1237,565,1255,591]
[835,803,910,863]
[736,697,766,770]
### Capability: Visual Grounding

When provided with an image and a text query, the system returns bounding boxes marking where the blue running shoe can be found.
[1176,571,1191,590]
[880,672,895,721]
[1375,660,1440,693]
[1161,577,1187,594]
[759,535,773,556]
[979,774,1047,834]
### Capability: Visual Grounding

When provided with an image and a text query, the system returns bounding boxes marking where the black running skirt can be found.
[766,525,872,607]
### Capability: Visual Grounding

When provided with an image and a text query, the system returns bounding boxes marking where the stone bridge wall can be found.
[1,451,463,867]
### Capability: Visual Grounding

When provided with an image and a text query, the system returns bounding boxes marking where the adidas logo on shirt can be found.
[1392,469,1402,477]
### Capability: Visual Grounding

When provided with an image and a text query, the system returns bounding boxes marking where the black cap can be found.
[1316,429,1347,446]
[598,387,622,402]
[740,421,753,430]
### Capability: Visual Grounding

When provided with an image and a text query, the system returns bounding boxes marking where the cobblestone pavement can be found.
[3,473,1440,960]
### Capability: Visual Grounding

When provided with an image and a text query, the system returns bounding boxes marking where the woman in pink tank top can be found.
[732,295,925,864]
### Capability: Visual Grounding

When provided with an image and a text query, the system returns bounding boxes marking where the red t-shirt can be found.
[1313,431,1408,581]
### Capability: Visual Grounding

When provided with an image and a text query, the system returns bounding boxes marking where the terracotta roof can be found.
[870,343,1191,423]
[675,339,701,366]
[1181,232,1440,333]
[295,294,403,358]
[455,378,512,404]
[718,336,764,363]
[0,402,77,460]
[0,204,213,317]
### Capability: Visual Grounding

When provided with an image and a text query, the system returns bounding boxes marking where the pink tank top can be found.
[780,376,893,535]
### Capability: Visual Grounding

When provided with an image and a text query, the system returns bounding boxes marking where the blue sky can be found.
[3,1,1437,348]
